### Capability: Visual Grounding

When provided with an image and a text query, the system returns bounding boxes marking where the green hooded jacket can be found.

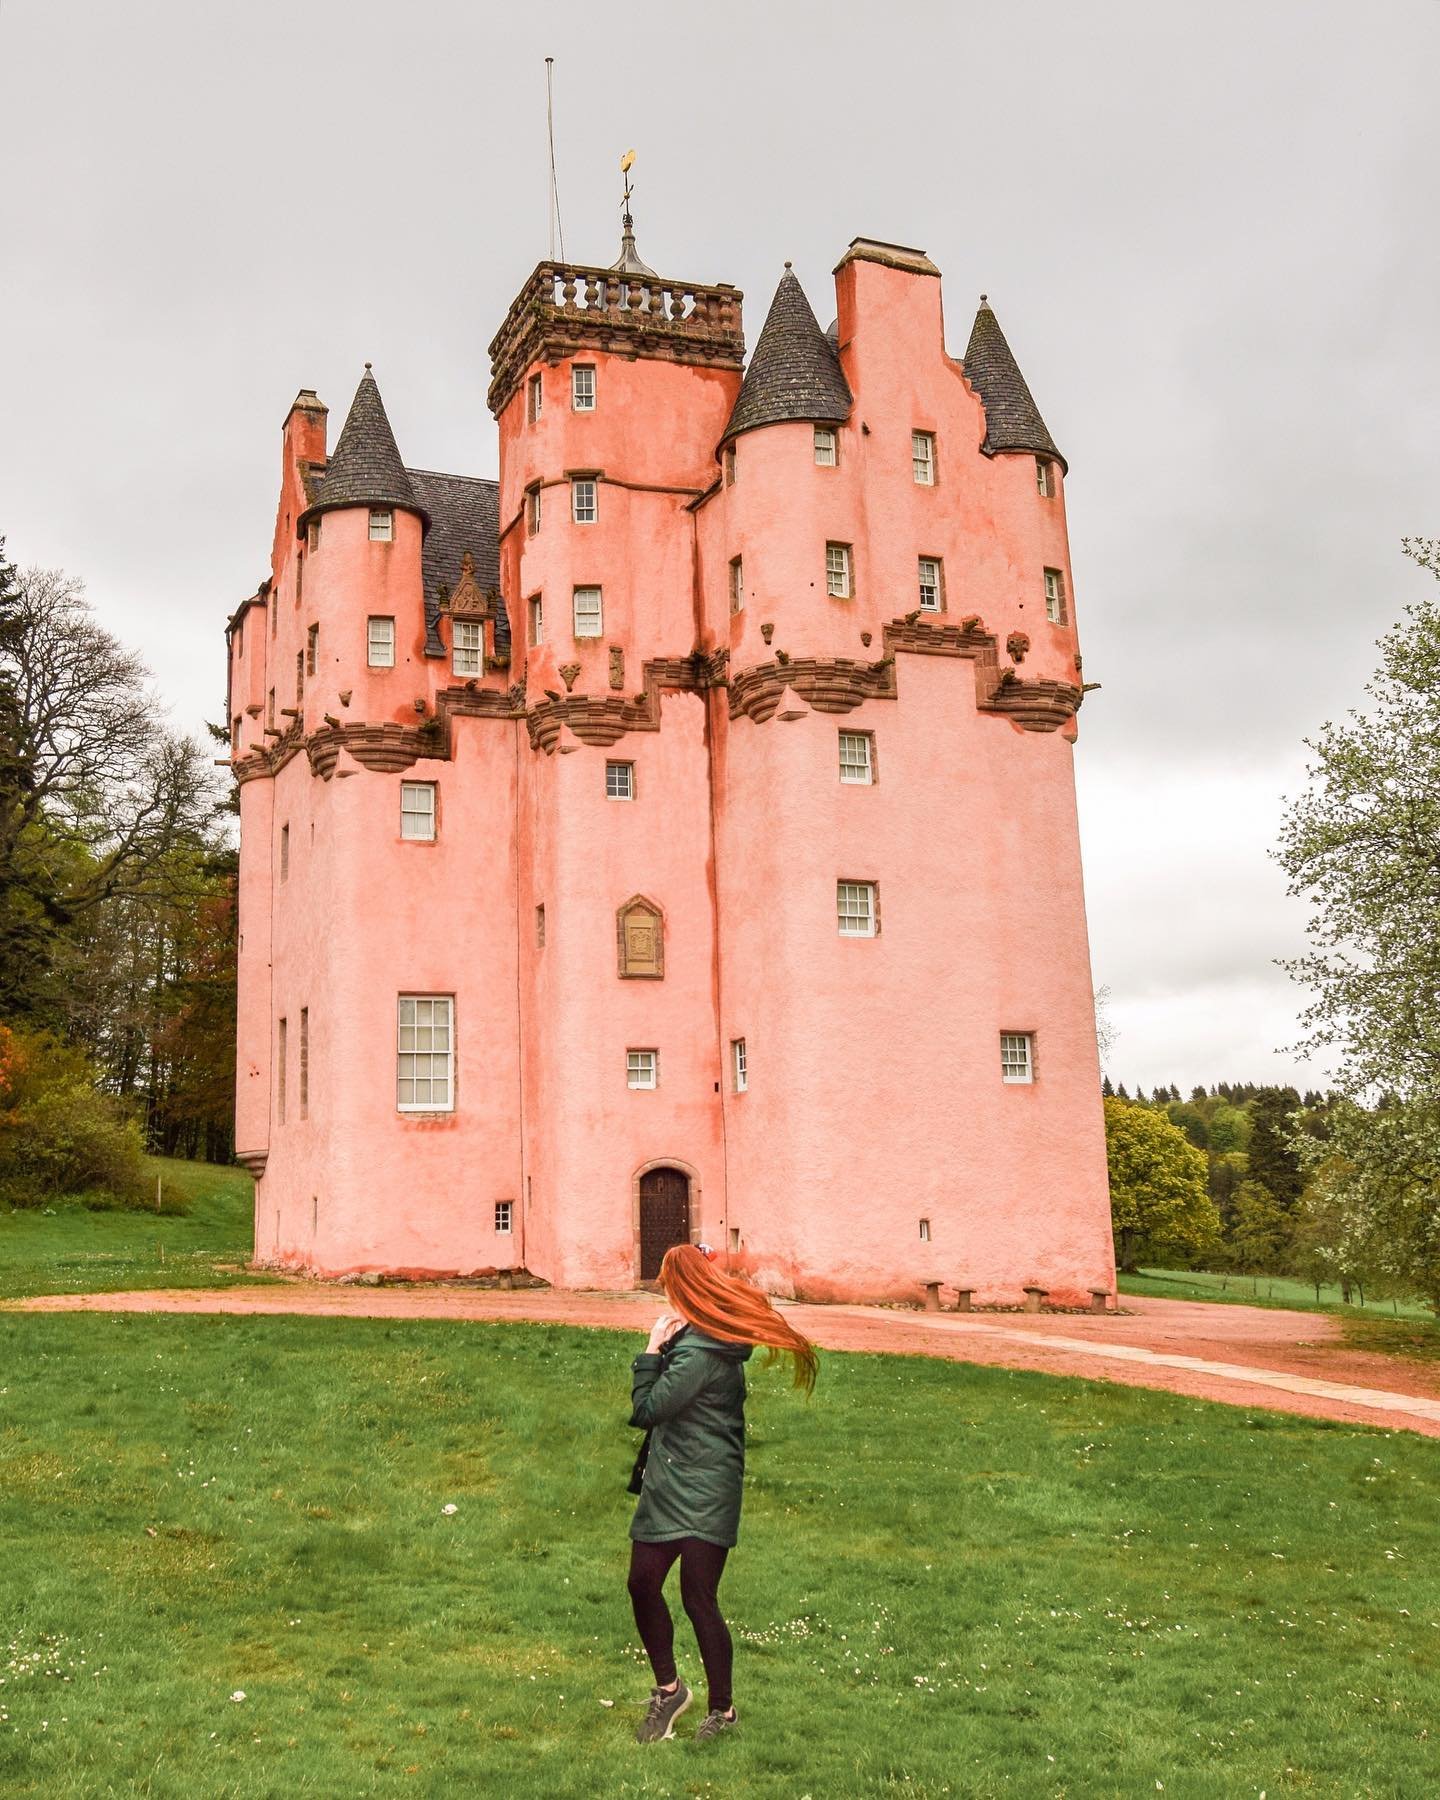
[628,1327,754,1547]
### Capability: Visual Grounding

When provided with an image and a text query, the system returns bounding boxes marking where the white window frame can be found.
[826,542,852,599]
[400,781,437,842]
[527,373,543,422]
[837,880,877,937]
[367,616,395,667]
[495,1200,514,1234]
[369,508,394,541]
[838,730,873,785]
[732,1037,748,1093]
[528,594,543,645]
[605,760,634,800]
[1036,457,1055,498]
[917,556,943,612]
[1001,1032,1034,1085]
[397,995,455,1113]
[1044,567,1066,624]
[526,485,542,535]
[452,617,483,676]
[572,365,596,411]
[813,426,838,467]
[573,586,603,638]
[571,478,597,525]
[912,431,935,485]
[729,556,744,614]
[626,1048,658,1090]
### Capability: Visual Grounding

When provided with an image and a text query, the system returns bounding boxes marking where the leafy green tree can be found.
[1166,1101,1210,1150]
[1247,1088,1304,1209]
[1104,1095,1220,1271]
[1206,1102,1250,1156]
[1227,1180,1293,1274]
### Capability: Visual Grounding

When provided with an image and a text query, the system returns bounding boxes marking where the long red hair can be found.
[660,1244,818,1393]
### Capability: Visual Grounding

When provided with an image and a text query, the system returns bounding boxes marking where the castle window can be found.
[606,760,634,800]
[400,781,437,841]
[571,478,597,524]
[1001,1032,1034,1084]
[397,995,454,1112]
[838,730,873,785]
[572,365,596,411]
[535,903,545,947]
[573,586,603,637]
[299,1007,309,1120]
[732,1037,747,1093]
[280,824,290,881]
[814,426,837,467]
[1036,457,1055,498]
[277,1017,287,1125]
[626,1049,658,1090]
[917,557,943,612]
[307,519,321,553]
[267,687,275,728]
[527,373,543,422]
[526,484,542,535]
[837,880,877,937]
[306,623,319,675]
[495,1200,514,1234]
[1043,567,1067,624]
[235,618,243,658]
[729,556,744,614]
[295,650,304,702]
[452,618,483,676]
[723,445,736,486]
[528,594,543,644]
[368,616,395,667]
[919,1218,931,1242]
[825,542,852,599]
[231,716,241,756]
[369,509,394,542]
[912,431,935,485]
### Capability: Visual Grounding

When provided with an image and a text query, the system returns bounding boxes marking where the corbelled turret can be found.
[722,264,852,444]
[298,365,430,532]
[962,298,1065,471]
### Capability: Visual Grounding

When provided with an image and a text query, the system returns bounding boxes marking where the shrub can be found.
[0,1022,148,1207]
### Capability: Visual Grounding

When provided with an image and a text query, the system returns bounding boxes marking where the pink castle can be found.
[226,223,1115,1305]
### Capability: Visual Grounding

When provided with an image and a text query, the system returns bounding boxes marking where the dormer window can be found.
[527,373,543,422]
[912,432,935,485]
[572,365,596,411]
[814,427,838,467]
[1036,457,1056,498]
[369,508,394,542]
[452,619,483,676]
[571,478,597,524]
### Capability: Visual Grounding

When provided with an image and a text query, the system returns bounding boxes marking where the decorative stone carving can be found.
[608,646,625,690]
[616,895,664,980]
[1007,632,1030,664]
[760,622,775,644]
[447,551,487,618]
[559,662,581,693]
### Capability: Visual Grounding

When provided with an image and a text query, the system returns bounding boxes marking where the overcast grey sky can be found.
[4,0,1437,1092]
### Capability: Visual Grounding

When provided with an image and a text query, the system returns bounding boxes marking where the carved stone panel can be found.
[617,895,664,980]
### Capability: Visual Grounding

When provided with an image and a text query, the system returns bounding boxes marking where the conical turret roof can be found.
[723,265,852,444]
[299,365,429,529]
[963,299,1065,470]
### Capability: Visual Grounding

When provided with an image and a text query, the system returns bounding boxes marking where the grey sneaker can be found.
[636,1680,692,1743]
[695,1706,738,1741]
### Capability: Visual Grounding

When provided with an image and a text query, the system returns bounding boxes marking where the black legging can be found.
[627,1537,733,1713]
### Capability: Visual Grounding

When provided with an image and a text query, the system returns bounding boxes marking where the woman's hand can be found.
[646,1311,685,1355]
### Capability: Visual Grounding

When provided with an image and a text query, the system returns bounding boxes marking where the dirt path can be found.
[13,1284,1440,1438]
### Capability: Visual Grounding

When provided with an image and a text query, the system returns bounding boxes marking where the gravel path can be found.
[13,1285,1440,1437]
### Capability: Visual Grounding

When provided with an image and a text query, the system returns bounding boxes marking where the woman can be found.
[626,1241,818,1744]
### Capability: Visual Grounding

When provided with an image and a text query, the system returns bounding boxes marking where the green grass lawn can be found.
[1,1310,1438,1798]
[0,1157,266,1301]
[1119,1266,1433,1321]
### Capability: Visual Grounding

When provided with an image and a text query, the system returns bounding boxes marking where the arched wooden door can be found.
[638,1166,691,1282]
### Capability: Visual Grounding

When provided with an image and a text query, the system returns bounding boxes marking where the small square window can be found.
[368,616,395,667]
[495,1200,514,1234]
[453,618,483,676]
[814,426,838,467]
[400,781,436,841]
[528,594,543,645]
[573,586,603,637]
[397,994,454,1112]
[723,445,736,486]
[1001,1032,1034,1084]
[572,365,596,411]
[838,730,873,785]
[369,508,394,541]
[627,1049,658,1090]
[526,485,542,535]
[732,1037,748,1092]
[826,542,852,599]
[605,760,634,800]
[527,373,543,422]
[912,431,935,485]
[729,556,744,614]
[1043,567,1067,624]
[572,478,597,524]
[918,557,943,612]
[1036,457,1055,498]
[837,880,876,937]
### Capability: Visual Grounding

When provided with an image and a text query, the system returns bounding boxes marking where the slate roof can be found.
[962,300,1065,470]
[406,468,508,660]
[723,266,852,443]
[298,366,429,528]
